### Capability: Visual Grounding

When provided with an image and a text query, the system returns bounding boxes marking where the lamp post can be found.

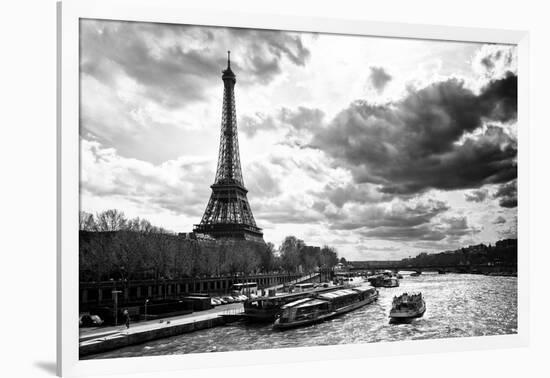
[112,290,122,326]
[144,299,149,321]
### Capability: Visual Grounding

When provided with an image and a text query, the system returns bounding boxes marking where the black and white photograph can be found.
[77,18,518,359]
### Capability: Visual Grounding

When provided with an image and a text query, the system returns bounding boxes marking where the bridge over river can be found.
[349,262,517,274]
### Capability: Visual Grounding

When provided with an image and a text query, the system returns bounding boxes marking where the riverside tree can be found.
[79,210,339,282]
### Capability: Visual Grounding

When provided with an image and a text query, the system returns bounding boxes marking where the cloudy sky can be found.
[79,19,518,260]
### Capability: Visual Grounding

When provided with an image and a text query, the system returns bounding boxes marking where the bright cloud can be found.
[80,19,518,260]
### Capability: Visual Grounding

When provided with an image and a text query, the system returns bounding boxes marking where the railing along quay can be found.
[79,272,325,307]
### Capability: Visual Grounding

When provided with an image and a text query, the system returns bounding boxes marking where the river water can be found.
[92,273,517,358]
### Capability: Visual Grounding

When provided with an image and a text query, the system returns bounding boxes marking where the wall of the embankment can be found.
[80,316,226,358]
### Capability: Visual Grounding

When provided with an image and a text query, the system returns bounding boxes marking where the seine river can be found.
[92,273,517,358]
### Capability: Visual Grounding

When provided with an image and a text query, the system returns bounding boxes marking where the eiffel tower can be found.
[193,52,264,242]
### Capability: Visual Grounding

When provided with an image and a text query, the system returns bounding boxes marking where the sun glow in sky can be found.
[79,19,518,260]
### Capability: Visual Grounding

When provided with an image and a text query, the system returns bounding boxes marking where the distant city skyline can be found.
[79,19,518,260]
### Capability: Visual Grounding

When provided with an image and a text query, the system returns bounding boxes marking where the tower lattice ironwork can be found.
[193,52,264,242]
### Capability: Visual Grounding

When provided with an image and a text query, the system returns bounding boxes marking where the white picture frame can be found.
[57,0,529,376]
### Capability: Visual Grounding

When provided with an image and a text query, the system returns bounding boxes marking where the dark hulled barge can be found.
[243,285,344,322]
[273,285,379,330]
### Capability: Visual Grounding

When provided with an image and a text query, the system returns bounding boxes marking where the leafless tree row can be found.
[79,210,339,282]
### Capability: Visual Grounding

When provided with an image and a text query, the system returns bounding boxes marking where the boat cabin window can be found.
[230,282,258,295]
[294,303,329,320]
[294,283,314,292]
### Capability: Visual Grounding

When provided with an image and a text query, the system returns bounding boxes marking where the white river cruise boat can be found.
[273,285,379,330]
[389,292,426,322]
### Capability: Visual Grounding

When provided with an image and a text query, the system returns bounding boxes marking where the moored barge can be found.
[243,285,343,322]
[273,285,379,330]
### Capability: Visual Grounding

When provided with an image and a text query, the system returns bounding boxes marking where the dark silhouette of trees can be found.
[79,211,96,231]
[280,236,304,272]
[95,209,127,231]
[259,242,276,272]
[398,240,517,268]
[279,236,340,273]
[320,246,339,268]
[79,210,339,282]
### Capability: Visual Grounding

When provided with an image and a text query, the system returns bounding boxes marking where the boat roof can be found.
[353,285,376,293]
[317,289,357,299]
[281,297,313,308]
[250,291,307,302]
[251,285,345,302]
[294,299,329,309]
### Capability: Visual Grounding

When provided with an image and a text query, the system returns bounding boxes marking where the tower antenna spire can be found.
[227,50,231,68]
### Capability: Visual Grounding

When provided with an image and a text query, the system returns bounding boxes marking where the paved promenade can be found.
[79,274,319,356]
[79,302,243,355]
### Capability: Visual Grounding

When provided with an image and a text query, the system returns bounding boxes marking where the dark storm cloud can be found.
[464,188,489,203]
[312,74,518,195]
[368,67,392,92]
[329,199,449,231]
[80,21,218,108]
[476,46,516,78]
[359,213,478,242]
[493,180,517,208]
[235,30,310,84]
[80,19,310,108]
[478,73,518,121]
[360,225,446,241]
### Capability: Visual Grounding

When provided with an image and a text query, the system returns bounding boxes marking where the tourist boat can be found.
[389,292,426,322]
[382,277,399,287]
[272,285,379,330]
[334,272,366,287]
[337,275,365,287]
[243,285,342,322]
[369,275,399,288]
[368,274,385,287]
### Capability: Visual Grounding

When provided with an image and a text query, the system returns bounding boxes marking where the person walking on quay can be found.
[123,309,130,330]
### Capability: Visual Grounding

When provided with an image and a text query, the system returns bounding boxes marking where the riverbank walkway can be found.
[79,272,321,357]
[79,302,243,357]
